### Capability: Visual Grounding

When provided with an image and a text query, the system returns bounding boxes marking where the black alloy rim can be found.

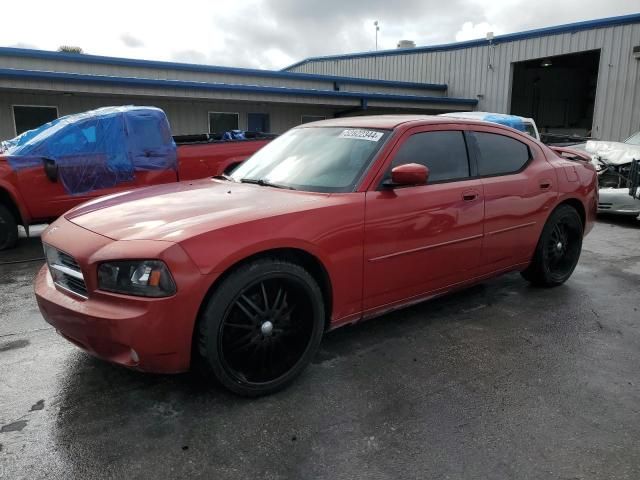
[218,275,315,385]
[544,219,579,277]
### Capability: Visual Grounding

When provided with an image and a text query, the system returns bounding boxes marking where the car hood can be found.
[585,140,640,166]
[65,179,329,241]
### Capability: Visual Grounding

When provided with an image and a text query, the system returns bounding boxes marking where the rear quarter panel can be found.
[544,149,598,236]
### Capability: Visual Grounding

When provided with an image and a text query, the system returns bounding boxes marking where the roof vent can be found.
[397,40,416,49]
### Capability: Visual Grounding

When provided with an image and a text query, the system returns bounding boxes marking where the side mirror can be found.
[43,158,59,182]
[385,163,429,187]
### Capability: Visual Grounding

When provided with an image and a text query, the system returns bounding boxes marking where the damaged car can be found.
[580,137,640,216]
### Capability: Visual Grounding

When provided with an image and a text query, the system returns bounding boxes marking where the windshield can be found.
[230,126,390,192]
[625,131,640,145]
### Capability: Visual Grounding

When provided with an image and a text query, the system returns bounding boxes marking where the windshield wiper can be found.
[212,174,236,182]
[240,178,296,190]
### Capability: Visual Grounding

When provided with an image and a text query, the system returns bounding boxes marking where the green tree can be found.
[57,46,83,54]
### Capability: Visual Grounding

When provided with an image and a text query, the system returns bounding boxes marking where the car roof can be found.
[439,111,535,123]
[298,114,531,134]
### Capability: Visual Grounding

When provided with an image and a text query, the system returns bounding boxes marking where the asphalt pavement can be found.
[1,218,639,480]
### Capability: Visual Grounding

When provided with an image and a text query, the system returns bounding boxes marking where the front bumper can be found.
[34,218,211,374]
[36,266,193,372]
[598,188,640,215]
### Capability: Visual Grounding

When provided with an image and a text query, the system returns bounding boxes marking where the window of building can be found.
[13,105,58,135]
[209,112,239,134]
[391,131,470,183]
[248,113,270,132]
[473,132,530,176]
[300,115,326,124]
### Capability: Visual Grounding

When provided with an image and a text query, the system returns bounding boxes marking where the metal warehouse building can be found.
[286,13,640,141]
[0,48,477,140]
[0,13,638,142]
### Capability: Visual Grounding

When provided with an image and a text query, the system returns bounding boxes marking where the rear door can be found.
[468,127,557,272]
[363,126,485,312]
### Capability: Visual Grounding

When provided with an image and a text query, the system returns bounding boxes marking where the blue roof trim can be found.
[284,12,640,70]
[0,68,477,106]
[0,47,446,92]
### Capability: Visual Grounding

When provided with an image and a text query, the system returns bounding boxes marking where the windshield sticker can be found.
[338,129,384,142]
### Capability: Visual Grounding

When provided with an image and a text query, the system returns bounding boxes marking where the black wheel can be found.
[0,204,18,251]
[521,204,583,287]
[197,258,325,396]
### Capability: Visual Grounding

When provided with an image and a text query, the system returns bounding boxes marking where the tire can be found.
[197,257,325,397]
[521,204,583,287]
[0,204,18,251]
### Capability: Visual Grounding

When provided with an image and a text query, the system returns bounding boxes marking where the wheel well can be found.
[196,248,334,330]
[558,198,586,229]
[0,188,22,226]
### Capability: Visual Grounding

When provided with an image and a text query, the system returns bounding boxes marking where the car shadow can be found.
[47,266,596,477]
[596,213,640,228]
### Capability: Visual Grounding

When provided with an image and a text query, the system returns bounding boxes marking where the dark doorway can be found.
[13,105,58,135]
[248,113,270,132]
[510,50,600,137]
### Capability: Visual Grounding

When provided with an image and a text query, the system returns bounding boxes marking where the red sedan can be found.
[35,116,598,396]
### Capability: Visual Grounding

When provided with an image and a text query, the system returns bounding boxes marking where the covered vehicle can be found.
[35,115,597,397]
[571,135,640,216]
[439,111,540,140]
[0,106,273,249]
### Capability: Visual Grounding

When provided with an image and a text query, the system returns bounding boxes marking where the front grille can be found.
[44,245,88,299]
[598,202,612,209]
[58,251,80,270]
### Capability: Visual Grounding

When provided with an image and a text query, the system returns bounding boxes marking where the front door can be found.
[363,127,485,312]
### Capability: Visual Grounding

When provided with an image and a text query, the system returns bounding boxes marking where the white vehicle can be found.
[572,134,640,216]
[439,111,540,140]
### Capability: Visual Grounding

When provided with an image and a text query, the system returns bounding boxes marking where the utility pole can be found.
[374,21,380,50]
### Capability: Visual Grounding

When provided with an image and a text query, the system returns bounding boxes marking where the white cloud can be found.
[0,0,637,70]
[455,22,496,42]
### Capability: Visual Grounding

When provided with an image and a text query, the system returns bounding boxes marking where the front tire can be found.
[521,204,583,287]
[197,257,325,396]
[0,204,18,251]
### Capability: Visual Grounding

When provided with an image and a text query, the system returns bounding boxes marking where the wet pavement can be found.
[1,218,639,479]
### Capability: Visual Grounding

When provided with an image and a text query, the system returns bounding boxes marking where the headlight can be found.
[98,260,176,298]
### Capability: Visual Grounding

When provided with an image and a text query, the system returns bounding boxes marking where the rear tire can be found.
[521,204,583,287]
[0,204,18,251]
[197,257,325,397]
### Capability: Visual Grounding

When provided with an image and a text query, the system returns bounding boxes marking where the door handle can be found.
[539,180,552,190]
[462,189,479,201]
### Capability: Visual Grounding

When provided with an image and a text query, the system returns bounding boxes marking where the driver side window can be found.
[391,130,470,183]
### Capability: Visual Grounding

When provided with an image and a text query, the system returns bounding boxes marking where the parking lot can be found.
[1,216,639,479]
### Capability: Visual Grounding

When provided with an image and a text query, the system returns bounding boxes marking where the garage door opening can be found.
[510,50,600,138]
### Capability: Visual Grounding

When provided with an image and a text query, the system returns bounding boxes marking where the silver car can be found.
[573,134,640,216]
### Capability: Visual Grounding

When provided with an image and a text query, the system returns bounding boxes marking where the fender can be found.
[207,237,334,281]
[0,179,32,227]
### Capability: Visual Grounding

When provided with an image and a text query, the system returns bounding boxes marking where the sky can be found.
[1,0,638,70]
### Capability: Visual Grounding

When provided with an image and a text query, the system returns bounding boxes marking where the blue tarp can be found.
[482,114,527,133]
[1,106,177,195]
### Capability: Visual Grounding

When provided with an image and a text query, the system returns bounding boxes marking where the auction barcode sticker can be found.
[338,129,384,142]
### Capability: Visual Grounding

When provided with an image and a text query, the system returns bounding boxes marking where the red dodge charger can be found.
[35,116,598,396]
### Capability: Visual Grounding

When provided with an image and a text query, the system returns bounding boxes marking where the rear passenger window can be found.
[391,131,469,182]
[474,132,530,176]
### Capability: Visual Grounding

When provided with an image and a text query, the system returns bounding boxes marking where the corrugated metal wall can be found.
[0,91,340,139]
[290,23,640,141]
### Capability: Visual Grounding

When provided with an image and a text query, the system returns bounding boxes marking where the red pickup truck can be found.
[0,107,273,250]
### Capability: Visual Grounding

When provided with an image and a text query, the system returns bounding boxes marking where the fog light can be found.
[130,348,139,363]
